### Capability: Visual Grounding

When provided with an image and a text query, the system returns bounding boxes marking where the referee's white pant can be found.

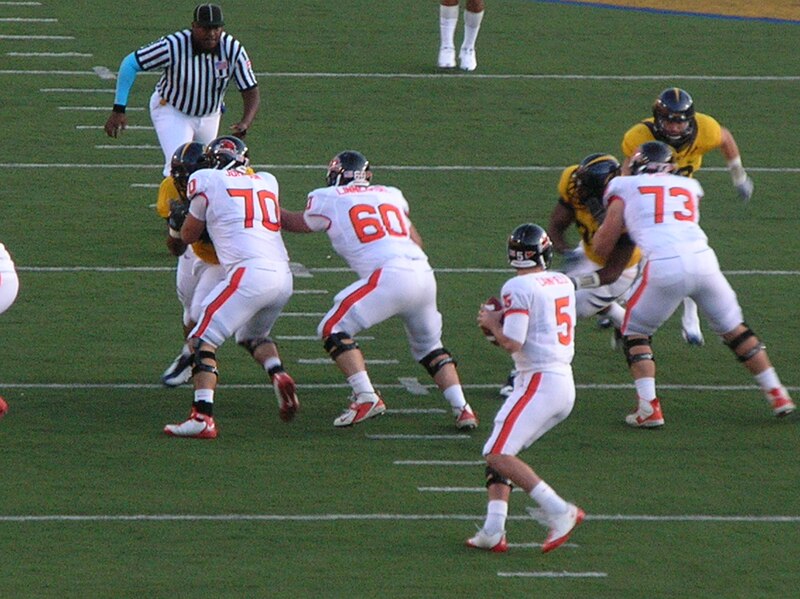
[149,91,221,176]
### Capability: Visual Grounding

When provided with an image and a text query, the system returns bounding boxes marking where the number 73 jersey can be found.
[187,168,290,268]
[302,184,429,278]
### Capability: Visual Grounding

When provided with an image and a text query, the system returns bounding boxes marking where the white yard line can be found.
[0,513,796,523]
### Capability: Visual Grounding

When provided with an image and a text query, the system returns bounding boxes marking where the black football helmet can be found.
[207,135,249,170]
[652,87,696,146]
[170,141,214,195]
[574,153,621,198]
[507,223,553,270]
[629,141,677,175]
[326,150,372,187]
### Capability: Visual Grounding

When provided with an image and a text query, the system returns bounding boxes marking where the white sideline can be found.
[0,513,796,523]
[498,571,607,578]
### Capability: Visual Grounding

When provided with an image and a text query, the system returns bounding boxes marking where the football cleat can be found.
[0,396,8,420]
[681,327,705,347]
[437,46,456,68]
[625,398,665,428]
[611,327,623,350]
[455,405,479,430]
[766,387,796,417]
[499,370,516,398]
[466,528,508,553]
[333,392,386,427]
[459,47,477,71]
[161,350,194,387]
[272,370,299,422]
[164,410,217,439]
[540,504,585,553]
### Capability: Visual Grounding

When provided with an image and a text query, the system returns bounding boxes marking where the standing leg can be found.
[438,1,459,68]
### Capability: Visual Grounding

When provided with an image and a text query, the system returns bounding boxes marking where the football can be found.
[480,296,503,344]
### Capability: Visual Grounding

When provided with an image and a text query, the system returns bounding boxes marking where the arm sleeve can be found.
[113,52,144,107]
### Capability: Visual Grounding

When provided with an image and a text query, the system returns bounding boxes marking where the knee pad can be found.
[192,338,219,378]
[238,337,274,356]
[725,324,765,363]
[419,348,457,378]
[622,336,654,367]
[485,465,512,489]
[323,332,359,360]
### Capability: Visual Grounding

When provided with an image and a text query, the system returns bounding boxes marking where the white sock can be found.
[442,384,467,414]
[194,388,214,405]
[439,5,458,49]
[635,377,657,404]
[754,367,781,391]
[461,10,484,51]
[530,481,568,516]
[347,371,375,397]
[263,357,281,372]
[483,499,508,535]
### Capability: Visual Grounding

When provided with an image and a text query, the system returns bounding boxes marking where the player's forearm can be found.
[238,86,260,129]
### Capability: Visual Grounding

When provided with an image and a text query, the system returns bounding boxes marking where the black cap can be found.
[193,4,224,27]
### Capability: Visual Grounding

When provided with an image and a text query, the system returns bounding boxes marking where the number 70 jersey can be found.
[302,184,429,278]
[187,168,290,268]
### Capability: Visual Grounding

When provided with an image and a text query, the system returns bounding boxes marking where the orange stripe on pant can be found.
[193,266,245,341]
[321,269,382,338]
[489,372,542,454]
[621,261,650,334]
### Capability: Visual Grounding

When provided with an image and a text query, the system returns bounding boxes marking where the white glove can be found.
[734,177,754,203]
[727,157,753,203]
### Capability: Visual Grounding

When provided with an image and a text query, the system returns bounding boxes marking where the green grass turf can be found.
[0,1,798,597]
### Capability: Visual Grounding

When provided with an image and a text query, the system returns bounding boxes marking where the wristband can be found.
[570,272,601,290]
[112,104,126,114]
[169,228,182,239]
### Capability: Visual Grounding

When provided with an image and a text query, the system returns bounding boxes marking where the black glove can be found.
[168,200,189,236]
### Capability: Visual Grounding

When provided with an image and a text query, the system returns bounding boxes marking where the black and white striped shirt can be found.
[135,29,258,117]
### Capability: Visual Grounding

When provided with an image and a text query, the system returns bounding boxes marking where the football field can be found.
[0,1,798,597]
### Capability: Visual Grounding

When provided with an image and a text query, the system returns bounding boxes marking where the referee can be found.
[103,4,260,176]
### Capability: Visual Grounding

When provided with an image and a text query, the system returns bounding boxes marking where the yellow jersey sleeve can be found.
[156,177,180,219]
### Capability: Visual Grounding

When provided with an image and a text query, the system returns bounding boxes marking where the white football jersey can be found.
[302,184,429,278]
[188,168,290,268]
[604,172,707,259]
[500,271,576,373]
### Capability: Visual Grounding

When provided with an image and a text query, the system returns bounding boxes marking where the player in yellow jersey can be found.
[500,153,640,397]
[156,141,226,386]
[621,88,754,346]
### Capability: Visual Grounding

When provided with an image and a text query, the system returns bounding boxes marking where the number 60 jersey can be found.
[187,168,290,269]
[301,184,430,278]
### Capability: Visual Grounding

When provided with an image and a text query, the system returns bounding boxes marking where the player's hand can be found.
[735,177,754,203]
[230,122,248,139]
[167,200,189,236]
[104,112,127,138]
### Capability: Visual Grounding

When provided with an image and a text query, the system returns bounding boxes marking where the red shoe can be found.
[625,398,664,428]
[0,396,8,420]
[333,392,386,427]
[272,370,299,422]
[455,405,478,430]
[766,387,796,417]
[541,504,585,554]
[164,411,217,439]
[465,528,508,553]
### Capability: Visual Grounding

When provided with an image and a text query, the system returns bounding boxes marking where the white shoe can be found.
[437,46,456,68]
[681,299,704,346]
[164,410,217,439]
[161,350,193,387]
[333,392,386,427]
[459,47,477,71]
[465,527,508,552]
[540,503,585,553]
